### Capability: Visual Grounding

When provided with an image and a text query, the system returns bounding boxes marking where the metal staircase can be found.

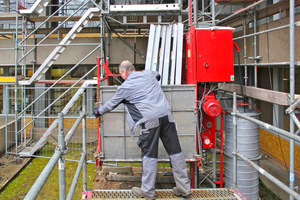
[19,0,51,16]
[19,80,97,157]
[18,7,100,85]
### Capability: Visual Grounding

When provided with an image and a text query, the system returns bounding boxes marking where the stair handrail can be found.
[19,80,97,156]
[17,63,98,136]
[19,0,73,45]
[18,44,101,116]
[18,0,91,63]
[20,0,51,16]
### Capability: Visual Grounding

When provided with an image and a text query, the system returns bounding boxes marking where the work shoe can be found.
[132,187,155,200]
[173,187,191,197]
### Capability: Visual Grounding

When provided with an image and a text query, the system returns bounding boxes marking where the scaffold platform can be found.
[90,188,244,199]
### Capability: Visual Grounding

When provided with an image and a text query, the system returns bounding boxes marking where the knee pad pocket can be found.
[137,129,150,155]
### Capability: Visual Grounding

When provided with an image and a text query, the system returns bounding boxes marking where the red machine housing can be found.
[183,26,235,83]
[199,91,220,149]
[183,25,235,188]
[183,26,235,150]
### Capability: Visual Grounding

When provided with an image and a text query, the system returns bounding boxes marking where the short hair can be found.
[119,60,135,73]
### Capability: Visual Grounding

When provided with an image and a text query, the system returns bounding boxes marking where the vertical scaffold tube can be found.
[96,57,101,166]
[232,92,237,189]
[211,0,215,25]
[82,92,87,191]
[14,0,19,155]
[289,0,295,198]
[189,0,193,26]
[58,113,66,200]
[254,10,257,87]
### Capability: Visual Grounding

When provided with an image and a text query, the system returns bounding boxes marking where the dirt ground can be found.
[0,154,31,191]
[0,117,31,191]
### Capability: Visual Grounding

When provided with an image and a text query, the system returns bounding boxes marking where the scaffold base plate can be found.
[91,188,242,199]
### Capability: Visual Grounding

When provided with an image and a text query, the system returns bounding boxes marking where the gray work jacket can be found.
[98,70,171,134]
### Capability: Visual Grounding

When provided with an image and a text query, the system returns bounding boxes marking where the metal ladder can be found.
[19,7,100,85]
[19,0,51,16]
[145,23,184,86]
[19,80,97,157]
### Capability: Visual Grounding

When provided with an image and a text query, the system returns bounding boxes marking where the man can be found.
[94,60,191,200]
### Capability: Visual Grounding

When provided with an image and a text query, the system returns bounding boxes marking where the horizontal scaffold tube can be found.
[65,111,86,146]
[234,112,300,143]
[24,150,62,200]
[217,0,265,24]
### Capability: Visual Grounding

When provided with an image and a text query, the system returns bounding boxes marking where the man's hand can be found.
[94,107,101,118]
[156,74,161,81]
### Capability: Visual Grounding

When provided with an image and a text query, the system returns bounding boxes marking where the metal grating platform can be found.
[92,188,243,199]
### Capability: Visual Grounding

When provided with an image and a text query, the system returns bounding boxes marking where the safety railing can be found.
[4,85,98,159]
[231,92,300,200]
[24,92,88,200]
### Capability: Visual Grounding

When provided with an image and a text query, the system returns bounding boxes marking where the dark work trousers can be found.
[137,115,190,198]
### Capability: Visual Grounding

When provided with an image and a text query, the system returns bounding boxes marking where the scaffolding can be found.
[0,0,300,199]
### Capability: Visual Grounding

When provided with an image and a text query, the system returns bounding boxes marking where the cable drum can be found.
[224,108,260,159]
[224,153,261,200]
[224,108,261,200]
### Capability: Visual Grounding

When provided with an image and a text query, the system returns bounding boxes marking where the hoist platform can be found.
[89,188,244,199]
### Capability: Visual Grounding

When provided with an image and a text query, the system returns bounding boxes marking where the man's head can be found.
[119,60,135,80]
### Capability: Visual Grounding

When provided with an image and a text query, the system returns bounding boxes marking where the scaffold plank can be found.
[218,82,300,107]
[0,13,22,20]
[145,24,156,70]
[175,23,184,85]
[162,25,172,85]
[110,4,181,12]
[158,25,167,83]
[170,24,178,85]
[91,189,243,199]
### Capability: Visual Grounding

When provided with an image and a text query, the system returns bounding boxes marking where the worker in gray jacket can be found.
[94,60,190,200]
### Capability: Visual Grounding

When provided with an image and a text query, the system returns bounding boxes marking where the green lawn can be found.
[0,143,96,200]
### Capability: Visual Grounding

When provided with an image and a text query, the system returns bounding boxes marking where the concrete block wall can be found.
[0,35,148,67]
[232,13,300,64]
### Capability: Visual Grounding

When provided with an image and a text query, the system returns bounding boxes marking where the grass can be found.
[0,143,96,200]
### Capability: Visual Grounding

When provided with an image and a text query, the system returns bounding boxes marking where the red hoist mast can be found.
[182,25,236,188]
